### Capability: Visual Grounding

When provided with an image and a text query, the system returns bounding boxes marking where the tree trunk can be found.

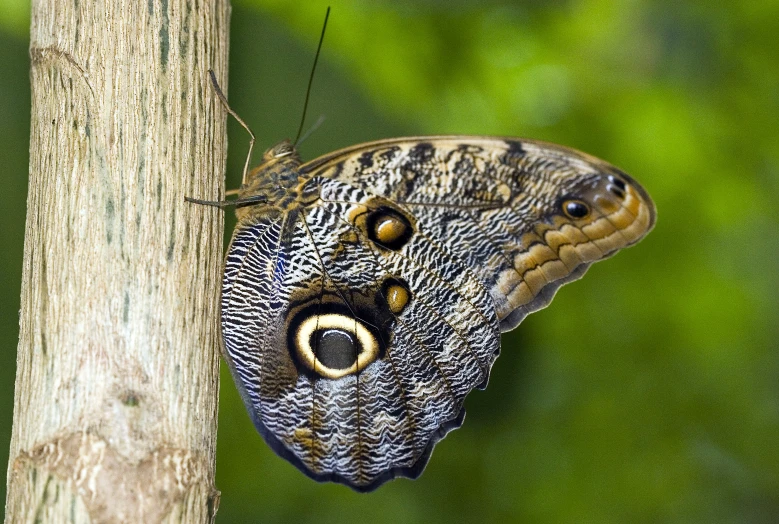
[5,0,231,522]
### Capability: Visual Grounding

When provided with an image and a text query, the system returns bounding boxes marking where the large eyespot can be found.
[294,313,380,379]
[562,199,590,219]
[366,206,413,250]
[382,278,411,315]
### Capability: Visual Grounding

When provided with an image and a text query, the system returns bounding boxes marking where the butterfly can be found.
[189,59,655,490]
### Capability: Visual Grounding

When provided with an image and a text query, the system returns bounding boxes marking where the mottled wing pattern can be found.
[221,194,499,491]
[303,137,656,330]
[221,136,655,492]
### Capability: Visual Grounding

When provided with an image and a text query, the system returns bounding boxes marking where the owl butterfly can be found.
[191,32,655,494]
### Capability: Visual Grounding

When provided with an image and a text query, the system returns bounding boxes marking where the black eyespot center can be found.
[563,199,590,219]
[313,328,358,370]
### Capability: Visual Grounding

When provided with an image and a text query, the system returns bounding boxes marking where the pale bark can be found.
[6,0,231,522]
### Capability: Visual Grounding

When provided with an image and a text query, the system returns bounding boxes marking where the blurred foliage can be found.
[1,0,778,522]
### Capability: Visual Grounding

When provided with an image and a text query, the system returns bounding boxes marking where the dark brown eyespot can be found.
[367,207,413,250]
[563,199,590,219]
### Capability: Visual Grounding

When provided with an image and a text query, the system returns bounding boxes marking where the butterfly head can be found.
[263,139,301,163]
[234,140,315,222]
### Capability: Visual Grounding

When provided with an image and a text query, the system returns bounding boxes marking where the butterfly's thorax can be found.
[236,140,318,223]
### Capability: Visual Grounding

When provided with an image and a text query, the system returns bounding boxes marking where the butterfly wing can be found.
[222,197,499,491]
[303,136,656,330]
[221,136,655,492]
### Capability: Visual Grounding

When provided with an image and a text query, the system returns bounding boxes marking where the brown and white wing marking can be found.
[221,135,655,492]
[303,136,656,331]
[222,186,500,491]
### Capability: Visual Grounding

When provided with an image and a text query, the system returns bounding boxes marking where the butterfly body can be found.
[219,136,655,491]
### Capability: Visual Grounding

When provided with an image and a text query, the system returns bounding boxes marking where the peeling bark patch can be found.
[33,474,55,522]
[119,183,126,247]
[39,247,49,356]
[13,433,217,524]
[207,491,220,521]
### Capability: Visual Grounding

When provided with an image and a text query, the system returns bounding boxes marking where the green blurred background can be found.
[1,1,778,522]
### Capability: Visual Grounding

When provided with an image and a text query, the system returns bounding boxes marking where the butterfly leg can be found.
[184,195,268,208]
[208,69,255,187]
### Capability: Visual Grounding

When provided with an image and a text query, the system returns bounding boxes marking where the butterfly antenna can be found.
[208,69,256,186]
[296,114,326,147]
[293,6,330,146]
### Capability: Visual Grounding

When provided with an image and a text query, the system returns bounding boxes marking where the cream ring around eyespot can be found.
[295,313,379,379]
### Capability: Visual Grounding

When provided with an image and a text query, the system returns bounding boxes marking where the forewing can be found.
[303,136,656,330]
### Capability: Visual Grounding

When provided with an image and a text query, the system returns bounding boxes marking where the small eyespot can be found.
[375,216,407,245]
[382,278,411,315]
[563,199,590,219]
[366,207,413,250]
[608,185,626,199]
[608,175,627,191]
